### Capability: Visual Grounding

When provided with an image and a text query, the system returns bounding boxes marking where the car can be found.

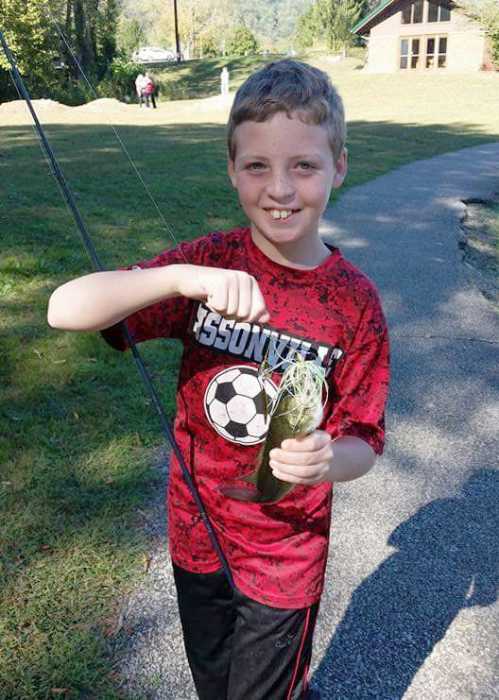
[132,46,176,63]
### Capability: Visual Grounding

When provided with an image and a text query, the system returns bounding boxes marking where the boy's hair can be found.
[227,59,346,163]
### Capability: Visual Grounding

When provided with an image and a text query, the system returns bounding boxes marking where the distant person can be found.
[135,72,147,107]
[143,72,157,109]
[221,66,229,96]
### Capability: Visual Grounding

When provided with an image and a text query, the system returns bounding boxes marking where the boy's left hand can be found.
[269,430,333,486]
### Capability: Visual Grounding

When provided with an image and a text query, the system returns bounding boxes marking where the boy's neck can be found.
[250,227,332,270]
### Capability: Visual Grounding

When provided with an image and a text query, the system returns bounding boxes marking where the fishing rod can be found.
[0,27,234,590]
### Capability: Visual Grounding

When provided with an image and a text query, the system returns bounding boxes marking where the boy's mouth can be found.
[267,208,300,221]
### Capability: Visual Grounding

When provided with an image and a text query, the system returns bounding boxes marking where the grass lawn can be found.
[1,52,499,698]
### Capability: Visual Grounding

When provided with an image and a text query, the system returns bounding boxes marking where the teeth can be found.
[270,209,293,220]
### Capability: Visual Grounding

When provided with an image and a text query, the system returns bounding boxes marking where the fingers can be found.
[206,270,269,323]
[272,431,331,462]
[269,431,333,486]
[250,277,270,323]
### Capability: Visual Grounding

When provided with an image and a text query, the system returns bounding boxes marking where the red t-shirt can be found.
[102,227,390,608]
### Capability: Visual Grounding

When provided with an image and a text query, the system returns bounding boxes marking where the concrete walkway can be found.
[113,144,499,699]
[313,142,499,699]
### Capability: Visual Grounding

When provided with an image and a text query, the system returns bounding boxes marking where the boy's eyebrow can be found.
[237,151,326,161]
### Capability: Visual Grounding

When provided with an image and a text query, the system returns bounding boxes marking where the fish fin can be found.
[241,469,259,485]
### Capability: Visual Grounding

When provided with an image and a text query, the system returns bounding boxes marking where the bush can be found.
[98,56,140,101]
[199,34,221,58]
[227,27,259,57]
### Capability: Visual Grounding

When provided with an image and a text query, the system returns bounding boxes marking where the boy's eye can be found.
[296,161,315,171]
[246,162,266,171]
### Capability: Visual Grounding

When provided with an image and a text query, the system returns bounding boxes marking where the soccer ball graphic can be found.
[204,366,278,445]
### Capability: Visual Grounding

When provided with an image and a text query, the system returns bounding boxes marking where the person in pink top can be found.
[48,60,390,699]
[143,72,156,109]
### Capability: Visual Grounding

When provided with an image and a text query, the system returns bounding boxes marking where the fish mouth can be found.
[219,480,289,504]
[219,482,260,502]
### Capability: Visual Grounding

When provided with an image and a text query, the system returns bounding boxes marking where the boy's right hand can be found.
[177,266,270,324]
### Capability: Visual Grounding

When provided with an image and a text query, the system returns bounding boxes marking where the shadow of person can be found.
[311,469,498,699]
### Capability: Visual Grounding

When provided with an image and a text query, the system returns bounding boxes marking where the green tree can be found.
[456,0,499,65]
[227,26,259,55]
[71,0,118,79]
[296,0,329,48]
[326,0,362,56]
[116,16,146,55]
[0,0,60,100]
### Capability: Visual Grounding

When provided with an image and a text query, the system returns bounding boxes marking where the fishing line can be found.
[45,1,187,260]
[0,28,234,590]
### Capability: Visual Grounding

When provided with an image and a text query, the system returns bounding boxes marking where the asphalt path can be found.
[113,144,499,699]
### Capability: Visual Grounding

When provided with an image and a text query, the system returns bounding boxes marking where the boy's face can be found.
[228,111,347,263]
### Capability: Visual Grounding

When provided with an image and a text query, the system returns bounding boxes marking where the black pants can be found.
[173,564,319,700]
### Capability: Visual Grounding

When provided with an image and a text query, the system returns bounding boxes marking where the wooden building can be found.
[352,1,496,73]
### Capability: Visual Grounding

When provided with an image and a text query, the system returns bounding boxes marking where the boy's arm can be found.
[47,264,269,331]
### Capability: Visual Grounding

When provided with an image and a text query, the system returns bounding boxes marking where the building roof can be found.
[351,0,398,34]
[352,0,457,35]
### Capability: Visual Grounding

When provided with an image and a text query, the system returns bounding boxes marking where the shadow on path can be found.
[312,469,498,699]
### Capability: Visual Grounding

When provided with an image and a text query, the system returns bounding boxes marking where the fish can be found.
[220,354,327,504]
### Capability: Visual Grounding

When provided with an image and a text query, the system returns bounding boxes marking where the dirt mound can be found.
[0,98,70,118]
[76,97,128,113]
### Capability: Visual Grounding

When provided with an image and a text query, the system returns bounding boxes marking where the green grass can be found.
[153,53,288,100]
[1,52,499,697]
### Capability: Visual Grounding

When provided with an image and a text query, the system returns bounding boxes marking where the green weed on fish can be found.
[221,354,327,504]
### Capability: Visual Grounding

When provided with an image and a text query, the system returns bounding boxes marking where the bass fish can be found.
[221,354,327,504]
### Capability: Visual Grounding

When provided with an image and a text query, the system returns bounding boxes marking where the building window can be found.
[425,35,448,68]
[401,0,424,24]
[428,1,451,22]
[400,35,447,70]
[400,37,421,69]
[400,39,409,68]
[438,36,447,66]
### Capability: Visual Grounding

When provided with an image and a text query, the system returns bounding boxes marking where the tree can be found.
[295,0,363,53]
[70,0,118,79]
[296,1,329,48]
[227,26,259,56]
[116,16,146,55]
[456,0,499,65]
[326,0,362,56]
[0,0,60,100]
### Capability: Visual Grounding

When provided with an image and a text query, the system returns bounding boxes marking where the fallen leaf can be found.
[50,689,69,695]
[52,360,66,365]
[33,349,43,359]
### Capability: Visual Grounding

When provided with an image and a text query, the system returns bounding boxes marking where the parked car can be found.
[132,46,176,63]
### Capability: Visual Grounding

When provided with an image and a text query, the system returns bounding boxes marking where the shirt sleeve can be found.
[101,237,207,351]
[324,288,390,455]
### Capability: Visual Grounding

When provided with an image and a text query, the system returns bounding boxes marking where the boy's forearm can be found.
[328,436,376,483]
[47,265,189,331]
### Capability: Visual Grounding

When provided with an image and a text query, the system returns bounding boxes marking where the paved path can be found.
[113,144,499,699]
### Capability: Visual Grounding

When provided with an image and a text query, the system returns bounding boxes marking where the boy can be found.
[48,60,389,699]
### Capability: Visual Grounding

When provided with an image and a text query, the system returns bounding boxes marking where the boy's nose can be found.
[266,171,295,201]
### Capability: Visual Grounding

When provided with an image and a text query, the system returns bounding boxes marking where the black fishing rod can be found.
[0,28,234,589]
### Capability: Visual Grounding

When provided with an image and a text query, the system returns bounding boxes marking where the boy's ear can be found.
[227,159,237,188]
[332,148,348,189]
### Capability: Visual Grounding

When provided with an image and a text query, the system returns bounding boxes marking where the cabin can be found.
[352,0,496,73]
